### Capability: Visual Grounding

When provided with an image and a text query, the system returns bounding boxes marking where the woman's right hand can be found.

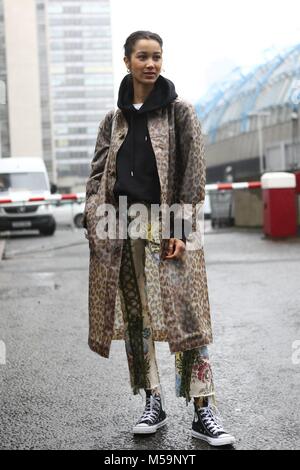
[163,238,186,261]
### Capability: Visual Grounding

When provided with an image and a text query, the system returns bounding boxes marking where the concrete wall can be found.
[233,189,300,228]
[233,189,263,227]
[205,119,294,169]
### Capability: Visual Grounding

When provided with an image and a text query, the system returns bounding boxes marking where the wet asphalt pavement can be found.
[0,225,299,450]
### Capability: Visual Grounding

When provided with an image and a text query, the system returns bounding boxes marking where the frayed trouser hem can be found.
[190,393,216,406]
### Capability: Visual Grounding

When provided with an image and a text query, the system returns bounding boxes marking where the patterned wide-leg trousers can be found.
[118,208,215,403]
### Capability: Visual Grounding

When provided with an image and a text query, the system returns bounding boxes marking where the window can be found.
[82,4,104,13]
[48,5,63,14]
[51,65,66,74]
[63,6,81,14]
[0,173,48,192]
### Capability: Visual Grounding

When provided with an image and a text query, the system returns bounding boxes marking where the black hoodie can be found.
[113,74,178,204]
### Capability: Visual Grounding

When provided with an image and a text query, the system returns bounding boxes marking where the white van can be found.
[0,157,56,235]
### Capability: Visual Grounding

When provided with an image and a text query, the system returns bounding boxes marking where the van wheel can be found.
[39,222,56,236]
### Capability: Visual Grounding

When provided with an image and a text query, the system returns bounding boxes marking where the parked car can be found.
[0,157,56,235]
[51,200,85,228]
[204,193,212,219]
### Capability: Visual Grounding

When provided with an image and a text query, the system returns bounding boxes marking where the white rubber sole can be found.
[192,429,236,446]
[133,417,168,435]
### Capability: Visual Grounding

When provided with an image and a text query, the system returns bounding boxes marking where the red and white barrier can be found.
[205,181,261,191]
[0,193,86,206]
[0,181,261,206]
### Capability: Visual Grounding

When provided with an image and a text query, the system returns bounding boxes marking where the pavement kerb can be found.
[0,239,6,261]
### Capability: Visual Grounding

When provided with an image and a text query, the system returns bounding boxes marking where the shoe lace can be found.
[199,404,225,434]
[138,394,161,424]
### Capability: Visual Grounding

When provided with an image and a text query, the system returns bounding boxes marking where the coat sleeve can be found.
[173,100,206,239]
[82,109,114,229]
[85,109,114,198]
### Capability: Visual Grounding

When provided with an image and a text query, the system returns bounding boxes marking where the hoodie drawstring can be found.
[130,113,134,177]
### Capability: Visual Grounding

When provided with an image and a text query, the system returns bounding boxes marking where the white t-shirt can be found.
[133,103,143,110]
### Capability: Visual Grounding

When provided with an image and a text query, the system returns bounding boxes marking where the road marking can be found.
[0,340,6,365]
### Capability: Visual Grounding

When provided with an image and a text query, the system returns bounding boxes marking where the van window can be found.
[0,173,48,192]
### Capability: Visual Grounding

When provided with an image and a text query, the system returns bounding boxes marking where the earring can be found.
[127,68,131,73]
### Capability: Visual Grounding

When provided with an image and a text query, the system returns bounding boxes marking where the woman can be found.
[83,30,235,447]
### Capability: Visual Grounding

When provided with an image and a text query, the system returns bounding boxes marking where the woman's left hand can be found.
[163,238,186,261]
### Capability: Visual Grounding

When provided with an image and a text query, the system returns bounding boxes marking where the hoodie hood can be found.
[113,74,177,202]
[117,73,178,113]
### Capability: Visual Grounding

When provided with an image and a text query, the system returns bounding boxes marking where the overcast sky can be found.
[110,0,300,105]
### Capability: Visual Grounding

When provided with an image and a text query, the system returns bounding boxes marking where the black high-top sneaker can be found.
[192,401,236,446]
[133,390,167,434]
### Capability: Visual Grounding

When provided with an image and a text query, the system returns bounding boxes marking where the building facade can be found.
[0,0,10,160]
[196,44,300,183]
[0,0,114,192]
[46,0,114,192]
[36,0,56,182]
[2,0,44,160]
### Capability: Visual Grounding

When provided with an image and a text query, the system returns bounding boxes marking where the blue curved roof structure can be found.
[195,43,300,143]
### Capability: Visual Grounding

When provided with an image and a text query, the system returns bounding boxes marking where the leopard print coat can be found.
[84,98,213,358]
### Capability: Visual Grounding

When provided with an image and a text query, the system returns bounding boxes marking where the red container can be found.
[261,173,297,238]
[294,172,300,194]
